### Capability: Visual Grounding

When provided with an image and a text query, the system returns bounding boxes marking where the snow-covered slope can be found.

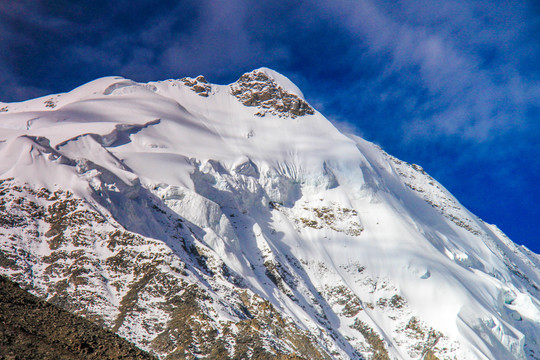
[0,68,539,359]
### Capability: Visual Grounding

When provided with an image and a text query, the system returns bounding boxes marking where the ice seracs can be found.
[0,68,539,360]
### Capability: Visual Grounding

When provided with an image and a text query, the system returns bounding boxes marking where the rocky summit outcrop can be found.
[0,275,155,360]
[230,69,314,118]
[181,75,212,97]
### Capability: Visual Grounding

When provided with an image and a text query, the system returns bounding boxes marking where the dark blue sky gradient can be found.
[0,0,538,252]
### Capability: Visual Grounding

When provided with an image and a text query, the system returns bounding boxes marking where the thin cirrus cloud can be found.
[315,0,539,142]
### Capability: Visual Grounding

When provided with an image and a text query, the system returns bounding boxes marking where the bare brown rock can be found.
[0,275,156,360]
[230,70,314,118]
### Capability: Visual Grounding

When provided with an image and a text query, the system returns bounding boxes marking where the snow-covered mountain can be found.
[0,68,538,360]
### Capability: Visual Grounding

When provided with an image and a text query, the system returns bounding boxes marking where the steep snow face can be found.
[0,69,539,360]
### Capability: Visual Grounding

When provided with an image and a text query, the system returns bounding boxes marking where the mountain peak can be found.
[230,68,314,118]
[248,67,305,97]
[0,68,539,360]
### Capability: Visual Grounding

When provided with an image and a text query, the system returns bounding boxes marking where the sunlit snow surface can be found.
[0,68,539,359]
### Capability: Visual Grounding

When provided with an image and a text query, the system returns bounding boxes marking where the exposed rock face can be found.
[0,178,332,360]
[230,70,314,118]
[0,275,156,360]
[181,75,211,97]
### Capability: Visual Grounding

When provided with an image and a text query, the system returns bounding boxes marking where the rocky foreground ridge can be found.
[0,68,539,360]
[0,275,155,360]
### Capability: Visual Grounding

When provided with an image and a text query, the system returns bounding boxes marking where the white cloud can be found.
[315,0,540,141]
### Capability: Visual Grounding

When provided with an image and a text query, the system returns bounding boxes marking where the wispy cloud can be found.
[315,0,540,141]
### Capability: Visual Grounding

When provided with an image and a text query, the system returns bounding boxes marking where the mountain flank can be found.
[0,275,156,360]
[0,68,538,359]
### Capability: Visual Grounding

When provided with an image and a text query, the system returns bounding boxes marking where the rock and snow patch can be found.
[230,68,314,118]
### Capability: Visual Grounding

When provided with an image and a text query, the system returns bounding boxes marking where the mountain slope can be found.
[0,275,156,359]
[0,68,538,359]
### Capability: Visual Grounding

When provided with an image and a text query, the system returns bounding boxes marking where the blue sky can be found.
[1,0,539,252]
